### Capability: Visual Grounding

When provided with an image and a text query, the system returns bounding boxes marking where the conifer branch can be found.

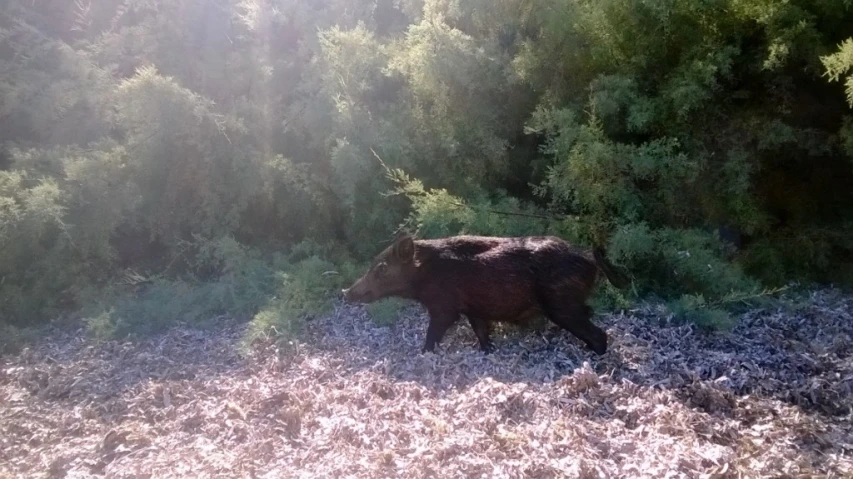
[369,148,572,223]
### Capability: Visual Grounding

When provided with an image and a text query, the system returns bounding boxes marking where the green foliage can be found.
[386,166,547,239]
[821,38,853,107]
[609,225,758,298]
[666,295,735,331]
[113,66,265,244]
[2,0,853,338]
[366,298,411,326]
[0,169,79,325]
[601,222,764,315]
[525,103,764,308]
[822,37,853,162]
[740,224,853,287]
[666,285,789,331]
[521,0,853,301]
[243,255,360,346]
[81,237,280,340]
[82,279,244,340]
[0,323,39,356]
[78,235,362,345]
[387,13,510,186]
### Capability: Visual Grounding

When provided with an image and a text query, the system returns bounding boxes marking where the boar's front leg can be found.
[422,307,460,353]
[467,316,492,354]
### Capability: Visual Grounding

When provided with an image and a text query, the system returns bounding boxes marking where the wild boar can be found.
[341,233,631,355]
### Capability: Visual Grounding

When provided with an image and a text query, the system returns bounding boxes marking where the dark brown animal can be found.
[341,233,630,355]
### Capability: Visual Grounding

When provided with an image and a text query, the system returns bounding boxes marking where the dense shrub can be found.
[242,255,364,347]
[1,0,852,342]
[80,236,282,339]
[0,168,83,325]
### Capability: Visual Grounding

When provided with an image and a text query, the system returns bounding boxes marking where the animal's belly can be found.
[464,299,542,325]
[458,270,542,323]
[502,305,543,325]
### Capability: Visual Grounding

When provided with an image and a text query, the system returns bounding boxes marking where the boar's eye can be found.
[374,262,388,276]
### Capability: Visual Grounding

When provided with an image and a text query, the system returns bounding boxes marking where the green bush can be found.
[80,241,280,340]
[607,225,759,299]
[242,255,363,346]
[2,0,853,339]
[366,298,411,327]
[386,166,548,239]
[0,170,81,325]
[386,162,764,315]
[69,236,263,338]
[76,237,366,345]
[666,295,735,331]
[0,323,39,356]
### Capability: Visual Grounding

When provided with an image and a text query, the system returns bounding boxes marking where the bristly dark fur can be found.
[343,234,631,355]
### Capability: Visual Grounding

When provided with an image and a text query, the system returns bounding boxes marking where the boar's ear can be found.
[393,234,415,263]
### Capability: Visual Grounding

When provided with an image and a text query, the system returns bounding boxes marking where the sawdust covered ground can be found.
[1,289,852,478]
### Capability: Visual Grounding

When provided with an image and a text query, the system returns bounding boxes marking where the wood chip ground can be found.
[2,289,852,478]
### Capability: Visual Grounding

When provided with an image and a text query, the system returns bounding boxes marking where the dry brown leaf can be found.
[1,290,852,478]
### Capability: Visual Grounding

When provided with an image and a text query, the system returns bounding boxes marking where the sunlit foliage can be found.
[1,0,852,342]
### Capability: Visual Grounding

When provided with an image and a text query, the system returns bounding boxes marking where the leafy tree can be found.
[2,0,853,339]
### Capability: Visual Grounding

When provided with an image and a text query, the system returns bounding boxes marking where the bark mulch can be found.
[1,289,851,478]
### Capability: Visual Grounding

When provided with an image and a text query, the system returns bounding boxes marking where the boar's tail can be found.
[592,247,631,290]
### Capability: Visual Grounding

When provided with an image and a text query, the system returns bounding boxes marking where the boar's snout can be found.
[340,287,358,302]
[341,279,376,304]
[341,287,356,302]
[342,234,417,305]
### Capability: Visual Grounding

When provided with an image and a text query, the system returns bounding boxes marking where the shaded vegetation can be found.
[1,0,852,347]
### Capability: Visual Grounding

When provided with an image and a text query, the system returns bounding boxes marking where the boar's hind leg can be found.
[422,308,460,353]
[543,301,608,355]
[466,316,492,353]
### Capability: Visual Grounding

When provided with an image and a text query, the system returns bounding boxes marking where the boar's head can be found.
[342,233,418,304]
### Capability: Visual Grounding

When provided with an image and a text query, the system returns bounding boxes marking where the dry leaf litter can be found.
[1,289,852,478]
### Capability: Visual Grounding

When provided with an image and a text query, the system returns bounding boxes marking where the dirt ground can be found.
[1,289,852,478]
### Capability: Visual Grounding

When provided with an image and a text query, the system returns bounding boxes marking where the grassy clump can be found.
[80,237,282,340]
[78,235,368,347]
[82,276,274,341]
[242,253,367,347]
[0,323,39,356]
[366,298,411,327]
